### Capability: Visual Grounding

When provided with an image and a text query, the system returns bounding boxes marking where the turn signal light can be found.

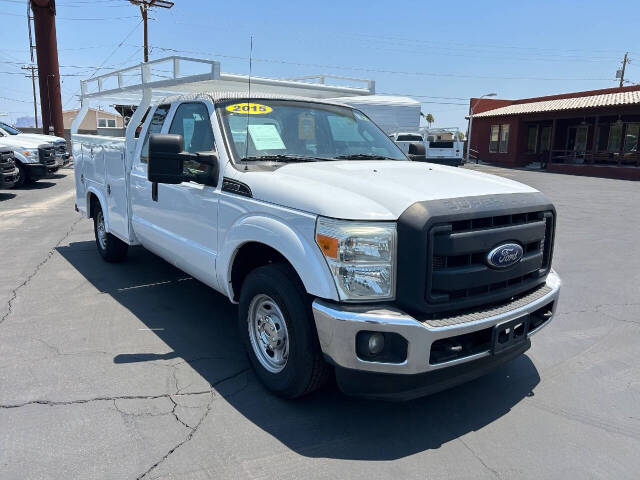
[316,233,338,259]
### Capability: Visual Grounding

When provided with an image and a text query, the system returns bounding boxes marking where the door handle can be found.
[107,184,111,195]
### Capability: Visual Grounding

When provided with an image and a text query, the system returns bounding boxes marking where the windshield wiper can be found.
[333,154,397,160]
[239,154,322,163]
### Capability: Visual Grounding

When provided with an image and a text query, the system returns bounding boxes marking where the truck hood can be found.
[11,133,66,144]
[0,136,53,149]
[242,161,538,220]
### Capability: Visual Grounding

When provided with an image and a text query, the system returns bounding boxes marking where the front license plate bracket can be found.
[492,314,530,355]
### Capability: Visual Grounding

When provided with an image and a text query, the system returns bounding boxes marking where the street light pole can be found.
[466,93,497,164]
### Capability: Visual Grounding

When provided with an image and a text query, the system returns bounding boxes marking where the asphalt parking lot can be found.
[1,165,638,479]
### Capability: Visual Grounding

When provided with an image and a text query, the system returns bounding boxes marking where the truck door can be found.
[131,101,220,289]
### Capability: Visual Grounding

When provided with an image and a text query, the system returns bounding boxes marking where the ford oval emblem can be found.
[487,243,523,269]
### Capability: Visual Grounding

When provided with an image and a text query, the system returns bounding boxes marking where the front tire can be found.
[93,202,128,262]
[239,263,329,399]
[14,163,28,188]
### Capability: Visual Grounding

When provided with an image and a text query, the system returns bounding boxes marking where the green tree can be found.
[425,113,434,127]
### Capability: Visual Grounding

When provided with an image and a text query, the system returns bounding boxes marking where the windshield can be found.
[0,122,21,135]
[217,99,407,163]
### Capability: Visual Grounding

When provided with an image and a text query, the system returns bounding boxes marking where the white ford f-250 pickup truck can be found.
[72,57,560,400]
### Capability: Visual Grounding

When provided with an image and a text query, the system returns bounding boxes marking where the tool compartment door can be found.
[104,140,129,242]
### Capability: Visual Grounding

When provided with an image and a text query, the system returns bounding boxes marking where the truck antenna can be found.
[243,35,253,171]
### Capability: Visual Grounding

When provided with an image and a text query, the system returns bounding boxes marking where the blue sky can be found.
[1,0,639,130]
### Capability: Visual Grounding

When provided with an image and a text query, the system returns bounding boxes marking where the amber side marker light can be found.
[316,233,338,259]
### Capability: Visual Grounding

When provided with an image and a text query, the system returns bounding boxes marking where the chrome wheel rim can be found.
[96,211,107,250]
[248,294,289,373]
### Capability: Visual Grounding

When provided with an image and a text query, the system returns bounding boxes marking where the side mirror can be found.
[148,134,184,184]
[407,141,427,162]
[185,151,219,187]
[148,134,220,188]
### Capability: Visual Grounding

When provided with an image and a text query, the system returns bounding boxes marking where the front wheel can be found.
[93,202,128,262]
[239,263,329,399]
[14,163,28,188]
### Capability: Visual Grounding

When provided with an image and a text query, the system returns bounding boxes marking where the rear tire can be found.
[93,201,128,262]
[239,263,329,399]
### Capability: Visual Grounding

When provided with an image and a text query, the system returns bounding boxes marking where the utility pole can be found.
[21,65,39,129]
[30,0,64,137]
[618,52,629,88]
[129,1,174,63]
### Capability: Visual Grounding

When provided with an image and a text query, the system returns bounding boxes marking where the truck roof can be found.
[156,91,352,108]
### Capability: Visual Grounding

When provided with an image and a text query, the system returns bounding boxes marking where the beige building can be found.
[63,108,123,131]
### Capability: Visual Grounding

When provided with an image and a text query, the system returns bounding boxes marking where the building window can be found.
[98,118,117,128]
[526,125,538,153]
[539,126,551,152]
[624,123,639,152]
[499,124,509,153]
[595,124,609,152]
[489,125,500,153]
[607,123,622,152]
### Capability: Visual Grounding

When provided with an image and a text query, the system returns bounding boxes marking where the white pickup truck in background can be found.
[0,124,62,187]
[72,57,560,400]
[0,121,70,163]
[388,132,425,154]
[423,127,465,166]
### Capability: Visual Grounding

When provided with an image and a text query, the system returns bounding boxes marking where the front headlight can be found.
[315,217,396,301]
[17,148,39,163]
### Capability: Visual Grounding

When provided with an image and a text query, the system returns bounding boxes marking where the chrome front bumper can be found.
[313,270,561,375]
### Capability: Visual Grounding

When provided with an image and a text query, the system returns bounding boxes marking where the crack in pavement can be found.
[136,367,250,480]
[137,390,215,480]
[0,217,82,326]
[0,391,211,410]
[459,437,502,480]
[0,367,249,411]
[525,399,640,441]
[168,395,199,430]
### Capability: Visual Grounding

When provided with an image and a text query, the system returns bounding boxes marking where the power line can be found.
[62,19,143,108]
[0,11,138,20]
[0,95,34,103]
[147,45,616,82]
[338,31,633,57]
[0,70,83,76]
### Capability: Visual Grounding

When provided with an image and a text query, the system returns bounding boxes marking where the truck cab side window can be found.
[169,102,215,175]
[140,104,171,163]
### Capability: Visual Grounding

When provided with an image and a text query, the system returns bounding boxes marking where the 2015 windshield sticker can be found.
[226,103,273,114]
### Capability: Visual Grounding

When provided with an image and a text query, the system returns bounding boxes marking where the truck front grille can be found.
[38,145,57,166]
[0,151,15,172]
[395,192,556,316]
[55,143,67,156]
[426,210,554,310]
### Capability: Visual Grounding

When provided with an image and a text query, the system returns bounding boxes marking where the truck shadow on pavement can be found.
[0,192,17,201]
[57,241,541,461]
[18,181,57,190]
